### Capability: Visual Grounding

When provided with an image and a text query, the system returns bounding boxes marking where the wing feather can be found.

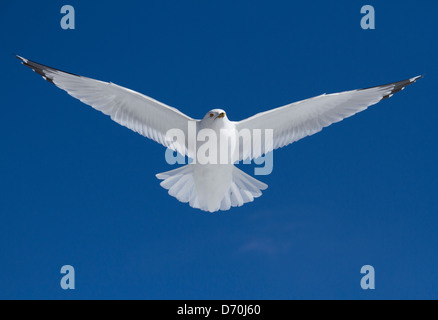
[236,76,422,160]
[17,55,196,156]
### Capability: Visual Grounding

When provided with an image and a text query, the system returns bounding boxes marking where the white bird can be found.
[17,56,422,212]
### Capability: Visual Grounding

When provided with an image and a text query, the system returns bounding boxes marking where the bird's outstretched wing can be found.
[236,76,422,160]
[17,55,195,156]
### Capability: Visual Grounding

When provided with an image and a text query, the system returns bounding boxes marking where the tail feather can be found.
[156,165,268,212]
[156,165,197,205]
[220,167,268,211]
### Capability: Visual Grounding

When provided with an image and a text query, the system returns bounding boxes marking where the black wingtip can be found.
[357,75,422,101]
[380,75,422,100]
[17,55,82,84]
[16,55,57,84]
[16,55,26,63]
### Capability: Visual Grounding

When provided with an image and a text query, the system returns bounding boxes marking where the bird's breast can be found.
[195,122,238,165]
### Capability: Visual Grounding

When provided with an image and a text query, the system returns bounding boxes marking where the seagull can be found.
[16,55,422,212]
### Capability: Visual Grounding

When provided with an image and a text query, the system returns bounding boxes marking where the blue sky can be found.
[0,0,437,299]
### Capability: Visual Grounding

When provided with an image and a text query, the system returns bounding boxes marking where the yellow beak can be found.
[216,112,225,119]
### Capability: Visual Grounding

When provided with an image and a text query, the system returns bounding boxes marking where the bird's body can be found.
[193,112,236,211]
[17,55,422,212]
[157,109,267,212]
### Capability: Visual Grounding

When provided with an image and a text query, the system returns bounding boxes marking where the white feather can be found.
[17,56,421,212]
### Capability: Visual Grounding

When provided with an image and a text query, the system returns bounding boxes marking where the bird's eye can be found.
[210,113,214,117]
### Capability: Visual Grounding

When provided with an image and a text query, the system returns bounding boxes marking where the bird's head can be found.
[204,109,227,122]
